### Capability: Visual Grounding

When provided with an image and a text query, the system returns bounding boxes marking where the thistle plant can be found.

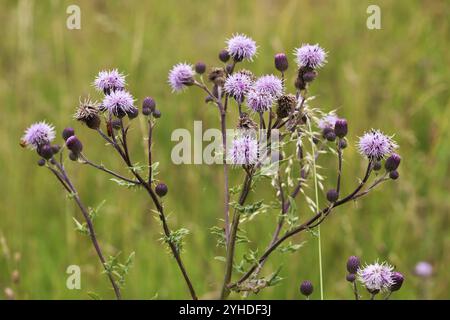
[171,33,402,299]
[21,122,123,299]
[23,33,403,300]
[23,70,197,300]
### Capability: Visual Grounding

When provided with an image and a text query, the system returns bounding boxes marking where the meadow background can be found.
[0,0,449,299]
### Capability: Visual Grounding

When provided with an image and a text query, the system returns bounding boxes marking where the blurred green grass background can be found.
[0,0,449,299]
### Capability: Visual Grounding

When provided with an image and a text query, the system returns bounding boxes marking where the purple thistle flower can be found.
[229,134,258,166]
[226,34,257,62]
[103,90,135,117]
[294,44,327,69]
[22,121,56,149]
[357,261,394,292]
[317,114,338,130]
[358,129,398,160]
[224,72,253,102]
[168,63,195,92]
[414,261,433,277]
[93,69,126,93]
[246,89,274,113]
[254,75,283,98]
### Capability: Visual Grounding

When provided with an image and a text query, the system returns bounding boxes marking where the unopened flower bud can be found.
[37,158,46,166]
[219,49,230,63]
[346,256,360,274]
[155,183,168,197]
[274,53,288,72]
[143,97,156,113]
[325,131,336,142]
[303,70,317,83]
[334,119,348,138]
[127,107,139,119]
[225,64,233,74]
[111,119,121,130]
[38,144,53,160]
[153,109,161,119]
[373,160,382,171]
[346,273,356,282]
[195,62,206,74]
[385,153,401,171]
[66,136,83,154]
[68,151,78,161]
[51,145,61,155]
[389,170,399,180]
[326,189,339,202]
[62,127,75,141]
[339,139,347,149]
[390,272,404,292]
[300,280,313,297]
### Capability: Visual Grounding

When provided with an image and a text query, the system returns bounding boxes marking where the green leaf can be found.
[214,256,226,262]
[279,241,307,253]
[72,217,89,235]
[110,178,141,189]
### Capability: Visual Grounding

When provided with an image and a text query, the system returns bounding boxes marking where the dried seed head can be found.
[276,94,296,118]
[208,67,226,86]
[237,113,258,130]
[75,97,101,129]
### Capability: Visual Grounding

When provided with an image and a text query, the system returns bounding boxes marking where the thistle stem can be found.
[307,118,324,300]
[97,124,198,300]
[49,160,122,300]
[220,171,253,299]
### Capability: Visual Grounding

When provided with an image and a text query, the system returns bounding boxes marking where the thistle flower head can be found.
[254,74,283,98]
[357,261,394,292]
[317,114,338,130]
[224,72,253,102]
[168,63,195,92]
[103,90,135,117]
[22,122,56,149]
[93,69,126,93]
[226,34,257,62]
[229,134,258,166]
[358,129,398,160]
[415,261,433,277]
[246,89,274,113]
[294,44,327,69]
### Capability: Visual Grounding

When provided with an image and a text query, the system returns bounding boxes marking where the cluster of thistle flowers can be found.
[299,257,404,299]
[21,70,162,178]
[168,34,402,170]
[168,33,403,298]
